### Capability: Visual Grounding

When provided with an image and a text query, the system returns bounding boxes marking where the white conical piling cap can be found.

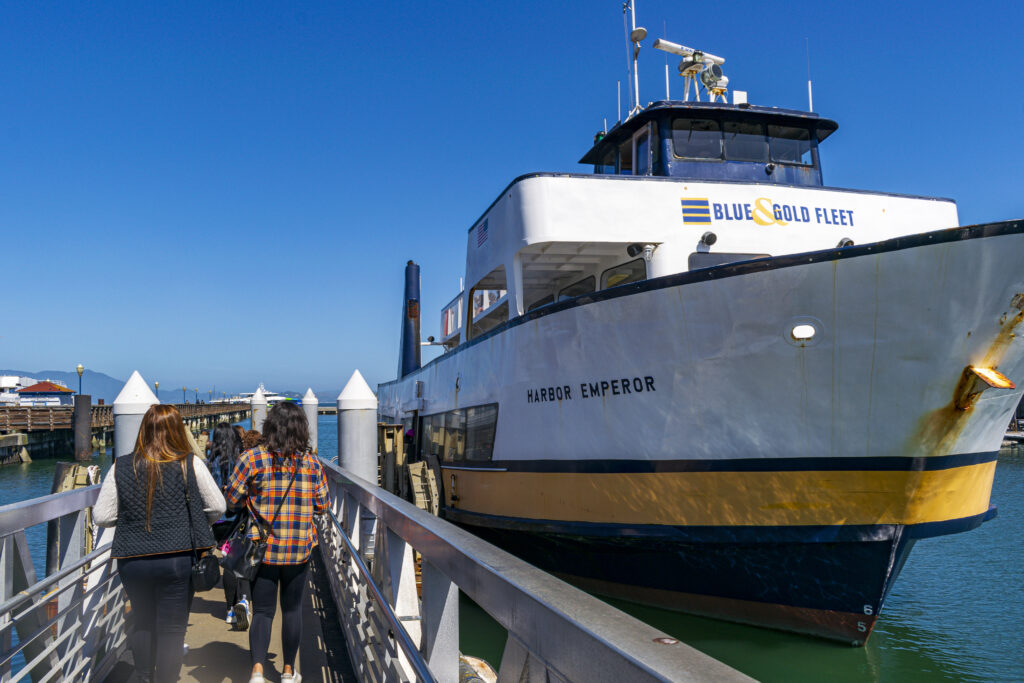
[251,386,267,406]
[301,388,318,406]
[113,370,160,415]
[337,370,377,410]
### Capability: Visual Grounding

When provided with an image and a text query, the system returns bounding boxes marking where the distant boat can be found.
[376,12,1022,645]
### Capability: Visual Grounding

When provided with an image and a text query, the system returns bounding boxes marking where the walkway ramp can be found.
[104,551,355,683]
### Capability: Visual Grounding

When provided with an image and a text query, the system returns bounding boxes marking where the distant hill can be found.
[0,368,125,404]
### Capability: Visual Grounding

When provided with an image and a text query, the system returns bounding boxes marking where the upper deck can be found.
[435,98,955,350]
[579,101,838,187]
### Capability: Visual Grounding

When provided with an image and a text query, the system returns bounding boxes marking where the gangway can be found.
[0,462,752,682]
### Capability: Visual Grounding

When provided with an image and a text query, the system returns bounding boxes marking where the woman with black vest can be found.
[95,404,226,683]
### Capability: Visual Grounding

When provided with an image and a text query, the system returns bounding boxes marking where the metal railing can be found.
[315,459,753,683]
[0,486,127,682]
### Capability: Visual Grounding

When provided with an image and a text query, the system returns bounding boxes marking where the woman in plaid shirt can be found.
[227,402,329,683]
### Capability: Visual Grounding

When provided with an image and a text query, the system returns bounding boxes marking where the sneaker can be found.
[281,674,301,683]
[247,675,264,683]
[225,608,236,625]
[234,597,251,631]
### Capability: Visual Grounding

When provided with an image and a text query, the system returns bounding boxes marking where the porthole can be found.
[791,324,816,341]
[784,316,823,347]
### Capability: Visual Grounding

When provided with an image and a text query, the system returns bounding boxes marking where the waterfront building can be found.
[16,380,74,406]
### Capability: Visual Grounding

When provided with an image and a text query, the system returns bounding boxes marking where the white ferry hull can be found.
[379,220,1024,643]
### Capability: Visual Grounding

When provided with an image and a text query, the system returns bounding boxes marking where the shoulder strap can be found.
[249,459,299,537]
[181,456,201,561]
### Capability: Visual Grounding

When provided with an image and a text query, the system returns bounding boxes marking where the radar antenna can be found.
[652,39,729,103]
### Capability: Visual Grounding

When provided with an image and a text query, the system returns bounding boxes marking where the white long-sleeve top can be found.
[94,457,227,527]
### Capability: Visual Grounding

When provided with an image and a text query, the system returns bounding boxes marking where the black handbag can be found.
[221,466,297,581]
[182,457,221,592]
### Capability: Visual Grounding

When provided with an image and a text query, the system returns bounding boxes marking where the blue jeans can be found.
[118,551,193,683]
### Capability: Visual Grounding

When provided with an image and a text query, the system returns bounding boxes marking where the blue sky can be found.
[2,0,1021,395]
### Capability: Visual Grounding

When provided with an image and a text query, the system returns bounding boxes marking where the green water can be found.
[3,419,1020,680]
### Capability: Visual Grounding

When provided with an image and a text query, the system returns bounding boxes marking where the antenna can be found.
[805,38,813,112]
[663,20,669,99]
[624,1,646,115]
[617,80,621,122]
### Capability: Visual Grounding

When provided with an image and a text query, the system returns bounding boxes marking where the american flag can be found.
[476,219,488,247]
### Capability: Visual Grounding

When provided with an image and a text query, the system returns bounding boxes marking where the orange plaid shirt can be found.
[226,446,329,565]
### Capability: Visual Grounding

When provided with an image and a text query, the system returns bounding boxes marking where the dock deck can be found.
[105,552,355,683]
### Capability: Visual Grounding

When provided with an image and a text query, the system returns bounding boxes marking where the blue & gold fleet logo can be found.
[680,198,711,225]
[681,196,856,227]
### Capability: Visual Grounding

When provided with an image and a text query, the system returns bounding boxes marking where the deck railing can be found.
[0,486,126,683]
[315,459,751,683]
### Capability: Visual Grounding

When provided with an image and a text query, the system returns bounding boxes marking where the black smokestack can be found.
[398,260,421,378]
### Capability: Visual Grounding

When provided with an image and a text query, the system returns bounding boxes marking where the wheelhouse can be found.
[579,101,838,187]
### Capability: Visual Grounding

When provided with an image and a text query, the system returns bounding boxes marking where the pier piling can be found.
[73,394,91,461]
[337,370,377,480]
[302,388,319,455]
[113,371,159,459]
[251,386,267,432]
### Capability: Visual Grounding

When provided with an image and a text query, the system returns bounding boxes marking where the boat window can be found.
[470,300,507,338]
[768,126,813,165]
[445,409,465,460]
[724,121,767,162]
[617,138,632,175]
[672,119,722,159]
[558,276,596,301]
[688,252,770,270]
[528,294,554,312]
[596,146,615,174]
[465,404,498,461]
[441,295,463,343]
[636,131,650,175]
[423,403,498,463]
[601,259,646,289]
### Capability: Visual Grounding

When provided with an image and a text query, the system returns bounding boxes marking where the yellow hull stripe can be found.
[443,462,996,526]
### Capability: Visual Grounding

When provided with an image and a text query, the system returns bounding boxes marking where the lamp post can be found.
[182,386,187,404]
[194,387,199,404]
[154,381,159,401]
[76,364,84,395]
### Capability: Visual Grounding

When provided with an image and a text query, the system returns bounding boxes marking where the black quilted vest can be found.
[111,453,216,559]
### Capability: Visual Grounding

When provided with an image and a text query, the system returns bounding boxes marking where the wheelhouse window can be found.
[635,132,650,175]
[672,119,722,159]
[601,259,646,289]
[558,276,596,301]
[617,138,632,175]
[768,125,813,165]
[724,121,767,162]
[596,147,615,174]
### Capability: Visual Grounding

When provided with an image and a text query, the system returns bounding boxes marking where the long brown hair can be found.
[132,404,192,531]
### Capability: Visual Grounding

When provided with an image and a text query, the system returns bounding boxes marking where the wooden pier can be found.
[0,403,251,463]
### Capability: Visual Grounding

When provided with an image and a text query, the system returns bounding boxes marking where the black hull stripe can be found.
[381,218,1024,388]
[443,451,997,473]
[446,505,996,543]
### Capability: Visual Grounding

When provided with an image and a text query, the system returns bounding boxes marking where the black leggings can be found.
[223,570,251,607]
[250,562,308,669]
[118,552,193,683]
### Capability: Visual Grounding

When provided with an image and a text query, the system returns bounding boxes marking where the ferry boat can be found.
[376,17,1024,645]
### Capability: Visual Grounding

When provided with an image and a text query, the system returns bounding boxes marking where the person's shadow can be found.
[183,592,280,683]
